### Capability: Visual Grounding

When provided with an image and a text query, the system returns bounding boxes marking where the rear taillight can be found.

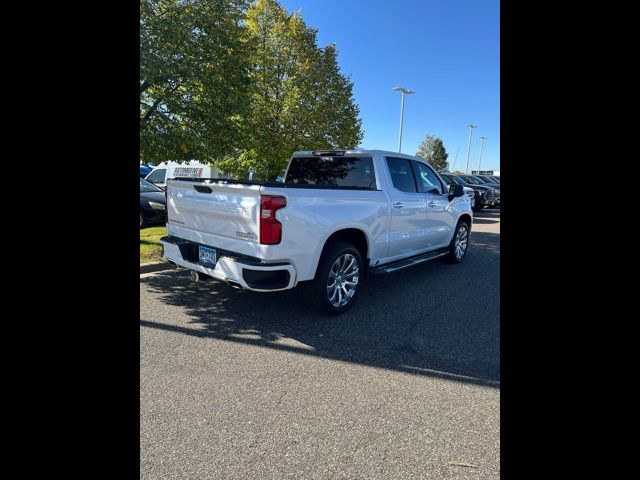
[260,195,286,245]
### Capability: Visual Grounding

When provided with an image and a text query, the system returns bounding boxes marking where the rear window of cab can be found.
[285,156,377,190]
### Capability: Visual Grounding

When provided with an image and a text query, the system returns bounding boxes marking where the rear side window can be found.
[441,174,455,185]
[459,175,477,185]
[386,157,417,193]
[147,168,166,184]
[285,156,376,189]
[412,161,444,195]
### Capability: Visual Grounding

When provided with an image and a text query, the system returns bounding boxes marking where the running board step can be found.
[368,248,449,275]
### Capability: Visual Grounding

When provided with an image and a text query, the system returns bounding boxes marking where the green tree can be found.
[140,0,250,164]
[416,134,449,171]
[301,44,363,151]
[451,170,465,174]
[216,0,363,180]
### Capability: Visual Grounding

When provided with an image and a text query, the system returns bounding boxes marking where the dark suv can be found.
[468,175,500,207]
[440,173,482,211]
[452,174,498,210]
[477,175,499,185]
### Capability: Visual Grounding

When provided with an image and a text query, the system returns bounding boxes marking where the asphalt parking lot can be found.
[140,209,500,479]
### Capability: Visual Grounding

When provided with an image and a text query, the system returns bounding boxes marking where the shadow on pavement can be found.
[141,229,500,388]
[472,209,500,224]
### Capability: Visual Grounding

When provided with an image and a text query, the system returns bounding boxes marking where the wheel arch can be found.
[458,213,472,228]
[313,227,371,279]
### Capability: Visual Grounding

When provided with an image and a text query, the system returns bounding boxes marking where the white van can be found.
[144,161,226,189]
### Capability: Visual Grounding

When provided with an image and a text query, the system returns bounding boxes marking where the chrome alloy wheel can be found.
[455,224,469,260]
[327,253,360,308]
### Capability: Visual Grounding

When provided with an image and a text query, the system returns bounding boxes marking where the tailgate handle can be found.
[194,185,212,194]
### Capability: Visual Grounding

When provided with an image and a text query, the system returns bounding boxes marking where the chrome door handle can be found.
[427,201,437,207]
[393,202,404,209]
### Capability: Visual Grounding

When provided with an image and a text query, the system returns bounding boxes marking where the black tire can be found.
[140,213,145,228]
[446,220,471,263]
[305,241,363,315]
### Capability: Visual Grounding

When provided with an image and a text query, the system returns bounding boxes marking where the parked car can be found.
[161,150,473,314]
[140,165,153,178]
[478,174,499,185]
[439,174,477,210]
[140,178,166,227]
[456,174,498,209]
[477,175,501,206]
[468,175,500,208]
[145,161,226,190]
[446,174,492,211]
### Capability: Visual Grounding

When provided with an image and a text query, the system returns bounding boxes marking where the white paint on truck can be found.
[162,149,473,302]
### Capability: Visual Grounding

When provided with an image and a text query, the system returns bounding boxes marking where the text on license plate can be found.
[198,246,217,266]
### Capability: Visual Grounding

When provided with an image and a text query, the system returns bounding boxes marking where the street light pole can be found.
[465,124,477,174]
[398,93,406,153]
[477,136,487,174]
[451,145,460,171]
[393,86,415,153]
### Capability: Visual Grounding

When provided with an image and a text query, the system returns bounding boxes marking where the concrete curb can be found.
[140,261,175,275]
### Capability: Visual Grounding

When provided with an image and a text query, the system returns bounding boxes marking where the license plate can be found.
[198,246,217,267]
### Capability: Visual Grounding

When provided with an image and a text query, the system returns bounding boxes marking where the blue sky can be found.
[280,0,500,171]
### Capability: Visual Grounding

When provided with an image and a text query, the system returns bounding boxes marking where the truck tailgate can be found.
[166,180,262,254]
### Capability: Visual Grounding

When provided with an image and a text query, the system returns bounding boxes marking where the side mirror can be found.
[448,184,464,201]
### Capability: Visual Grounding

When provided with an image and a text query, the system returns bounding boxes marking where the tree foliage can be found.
[141,0,363,178]
[416,134,449,172]
[215,0,363,179]
[140,0,250,163]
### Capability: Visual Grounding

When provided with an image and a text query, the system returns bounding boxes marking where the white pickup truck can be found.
[161,150,473,314]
